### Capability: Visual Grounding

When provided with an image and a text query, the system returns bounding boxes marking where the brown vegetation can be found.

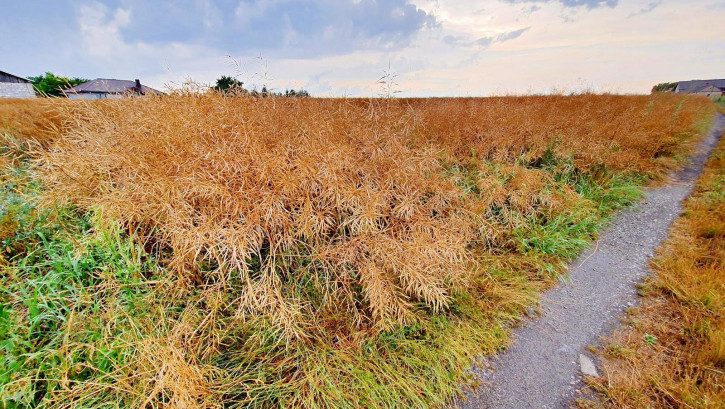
[38,93,713,333]
[0,98,66,147]
[0,93,716,408]
[586,130,725,408]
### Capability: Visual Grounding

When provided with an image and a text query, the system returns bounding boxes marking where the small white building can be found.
[63,78,163,99]
[0,70,36,99]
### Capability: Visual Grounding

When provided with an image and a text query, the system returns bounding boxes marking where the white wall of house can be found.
[0,82,36,98]
[68,93,103,100]
[696,90,724,100]
[67,93,124,100]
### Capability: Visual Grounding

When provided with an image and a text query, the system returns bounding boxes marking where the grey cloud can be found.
[475,37,494,47]
[473,26,530,48]
[501,0,618,10]
[627,1,661,18]
[560,0,617,8]
[2,0,436,78]
[105,0,436,57]
[496,26,530,42]
[443,35,467,45]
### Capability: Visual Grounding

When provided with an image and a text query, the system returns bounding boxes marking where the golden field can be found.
[0,93,716,408]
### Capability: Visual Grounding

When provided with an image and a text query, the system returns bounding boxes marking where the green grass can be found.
[0,149,170,407]
[515,169,644,258]
[0,144,675,408]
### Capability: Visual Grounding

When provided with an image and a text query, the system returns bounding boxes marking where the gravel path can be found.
[454,113,725,409]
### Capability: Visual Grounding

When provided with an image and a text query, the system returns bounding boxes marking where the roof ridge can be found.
[64,78,163,95]
[0,70,31,83]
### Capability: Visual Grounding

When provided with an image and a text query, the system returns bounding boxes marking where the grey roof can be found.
[0,70,31,83]
[63,78,162,95]
[699,85,724,93]
[675,79,725,93]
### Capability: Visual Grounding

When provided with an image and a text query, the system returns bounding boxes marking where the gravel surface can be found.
[453,113,725,409]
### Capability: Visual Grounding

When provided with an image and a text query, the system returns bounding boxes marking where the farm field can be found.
[0,93,716,408]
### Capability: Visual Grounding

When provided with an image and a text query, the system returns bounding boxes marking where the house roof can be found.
[676,79,725,93]
[0,70,31,83]
[699,85,725,93]
[63,78,162,95]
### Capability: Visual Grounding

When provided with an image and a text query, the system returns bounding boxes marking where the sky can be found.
[1,0,723,96]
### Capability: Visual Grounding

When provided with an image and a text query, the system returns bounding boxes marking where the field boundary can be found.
[454,113,725,408]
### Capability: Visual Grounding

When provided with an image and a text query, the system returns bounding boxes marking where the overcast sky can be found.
[2,0,723,96]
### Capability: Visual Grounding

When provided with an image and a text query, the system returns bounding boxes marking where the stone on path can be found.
[579,354,598,377]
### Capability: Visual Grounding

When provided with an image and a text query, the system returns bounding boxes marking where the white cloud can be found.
[78,2,131,58]
[234,0,277,29]
[199,0,223,28]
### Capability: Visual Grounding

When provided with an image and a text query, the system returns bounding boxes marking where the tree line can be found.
[25,72,311,98]
[651,82,678,93]
[213,75,310,97]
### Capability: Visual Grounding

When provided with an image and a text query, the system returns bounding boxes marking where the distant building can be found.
[675,79,725,100]
[695,85,725,100]
[63,78,163,99]
[0,70,36,99]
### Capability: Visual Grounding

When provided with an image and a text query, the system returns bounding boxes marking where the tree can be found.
[651,82,678,93]
[284,89,310,98]
[213,76,310,98]
[28,72,88,97]
[213,76,245,93]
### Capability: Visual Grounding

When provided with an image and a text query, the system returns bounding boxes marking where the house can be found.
[63,78,163,99]
[675,79,725,100]
[696,85,725,100]
[0,70,36,99]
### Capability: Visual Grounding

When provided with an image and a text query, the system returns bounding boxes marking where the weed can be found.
[643,333,658,346]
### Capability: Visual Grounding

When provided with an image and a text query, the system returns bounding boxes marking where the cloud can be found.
[60,0,438,90]
[78,2,131,58]
[476,37,494,47]
[68,1,220,84]
[3,0,725,99]
[522,4,542,14]
[443,34,467,45]
[107,0,435,57]
[627,1,661,18]
[559,0,617,8]
[501,0,618,10]
[473,26,531,48]
[496,26,531,42]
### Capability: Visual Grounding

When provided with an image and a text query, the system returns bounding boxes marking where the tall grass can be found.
[38,93,713,329]
[0,99,66,148]
[0,93,716,408]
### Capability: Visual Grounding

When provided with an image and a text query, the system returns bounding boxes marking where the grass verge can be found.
[583,128,725,408]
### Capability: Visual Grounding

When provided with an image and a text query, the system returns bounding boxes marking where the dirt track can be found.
[454,113,725,408]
